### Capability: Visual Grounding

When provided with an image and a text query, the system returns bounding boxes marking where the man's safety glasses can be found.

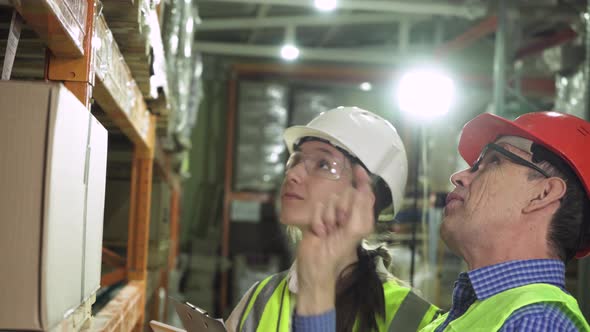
[471,143,550,178]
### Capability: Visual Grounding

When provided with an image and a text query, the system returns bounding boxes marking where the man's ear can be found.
[523,177,567,214]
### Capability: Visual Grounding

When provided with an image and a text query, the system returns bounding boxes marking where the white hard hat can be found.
[283,106,408,217]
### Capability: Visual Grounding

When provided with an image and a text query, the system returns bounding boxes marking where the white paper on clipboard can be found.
[149,320,187,332]
[171,297,227,332]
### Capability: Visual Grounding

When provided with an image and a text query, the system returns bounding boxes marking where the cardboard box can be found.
[0,81,108,330]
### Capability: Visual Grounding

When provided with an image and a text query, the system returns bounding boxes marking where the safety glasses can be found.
[285,151,351,180]
[471,143,550,178]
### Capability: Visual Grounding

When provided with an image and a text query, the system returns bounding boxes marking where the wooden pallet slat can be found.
[89,281,145,332]
[50,293,96,332]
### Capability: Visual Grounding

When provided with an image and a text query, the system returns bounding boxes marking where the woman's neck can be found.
[293,225,360,280]
[334,247,360,293]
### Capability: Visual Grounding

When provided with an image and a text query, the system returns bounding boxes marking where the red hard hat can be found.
[458,111,590,258]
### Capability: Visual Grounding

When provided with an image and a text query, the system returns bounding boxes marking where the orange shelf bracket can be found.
[44,0,96,108]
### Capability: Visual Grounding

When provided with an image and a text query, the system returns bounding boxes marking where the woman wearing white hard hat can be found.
[226,106,439,332]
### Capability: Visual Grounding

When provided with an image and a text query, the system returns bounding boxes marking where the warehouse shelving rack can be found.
[2,1,181,331]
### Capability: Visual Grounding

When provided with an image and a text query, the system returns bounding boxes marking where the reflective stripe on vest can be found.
[389,291,435,332]
[419,283,590,332]
[239,272,437,332]
[239,271,289,332]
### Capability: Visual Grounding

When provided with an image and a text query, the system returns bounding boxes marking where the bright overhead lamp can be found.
[360,82,372,91]
[315,0,337,11]
[280,44,300,61]
[396,66,455,120]
[280,26,300,61]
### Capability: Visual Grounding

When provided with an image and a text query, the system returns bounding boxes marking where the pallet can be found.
[89,281,145,332]
[50,293,96,332]
[102,0,152,99]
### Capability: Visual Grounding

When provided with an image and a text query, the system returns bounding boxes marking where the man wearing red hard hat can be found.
[291,111,590,331]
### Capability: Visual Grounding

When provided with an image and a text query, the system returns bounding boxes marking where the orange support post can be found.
[168,189,181,270]
[127,116,155,332]
[126,149,153,332]
[163,187,181,320]
[220,76,238,315]
[127,147,153,331]
[44,0,95,108]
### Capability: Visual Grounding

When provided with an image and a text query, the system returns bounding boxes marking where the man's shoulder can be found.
[500,302,579,331]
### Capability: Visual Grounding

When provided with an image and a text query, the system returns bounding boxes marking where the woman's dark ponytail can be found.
[335,246,385,332]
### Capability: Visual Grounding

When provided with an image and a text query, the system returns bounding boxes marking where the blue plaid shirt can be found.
[293,259,582,332]
[435,259,579,332]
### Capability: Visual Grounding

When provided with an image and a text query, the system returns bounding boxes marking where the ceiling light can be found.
[360,82,372,91]
[396,66,455,120]
[280,26,299,61]
[280,44,299,61]
[315,0,337,11]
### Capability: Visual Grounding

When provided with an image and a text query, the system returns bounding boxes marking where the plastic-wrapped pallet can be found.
[101,0,155,97]
[517,48,559,77]
[234,81,288,191]
[175,50,203,148]
[537,33,587,120]
[232,254,280,307]
[93,14,113,84]
[13,0,88,54]
[161,0,202,150]
[182,253,219,313]
[93,13,139,118]
[148,7,168,101]
[162,0,182,121]
[556,70,587,120]
[174,0,196,126]
[290,90,336,126]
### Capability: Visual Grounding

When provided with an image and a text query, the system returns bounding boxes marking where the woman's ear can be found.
[523,177,567,214]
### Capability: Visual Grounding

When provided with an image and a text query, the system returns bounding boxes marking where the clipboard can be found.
[149,320,187,332]
[170,297,227,332]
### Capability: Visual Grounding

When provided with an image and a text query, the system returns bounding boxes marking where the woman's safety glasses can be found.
[285,151,350,180]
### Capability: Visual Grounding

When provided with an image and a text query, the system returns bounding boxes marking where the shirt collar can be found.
[287,261,298,294]
[466,259,566,300]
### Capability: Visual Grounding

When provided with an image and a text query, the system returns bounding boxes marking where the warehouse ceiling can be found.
[192,0,585,68]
